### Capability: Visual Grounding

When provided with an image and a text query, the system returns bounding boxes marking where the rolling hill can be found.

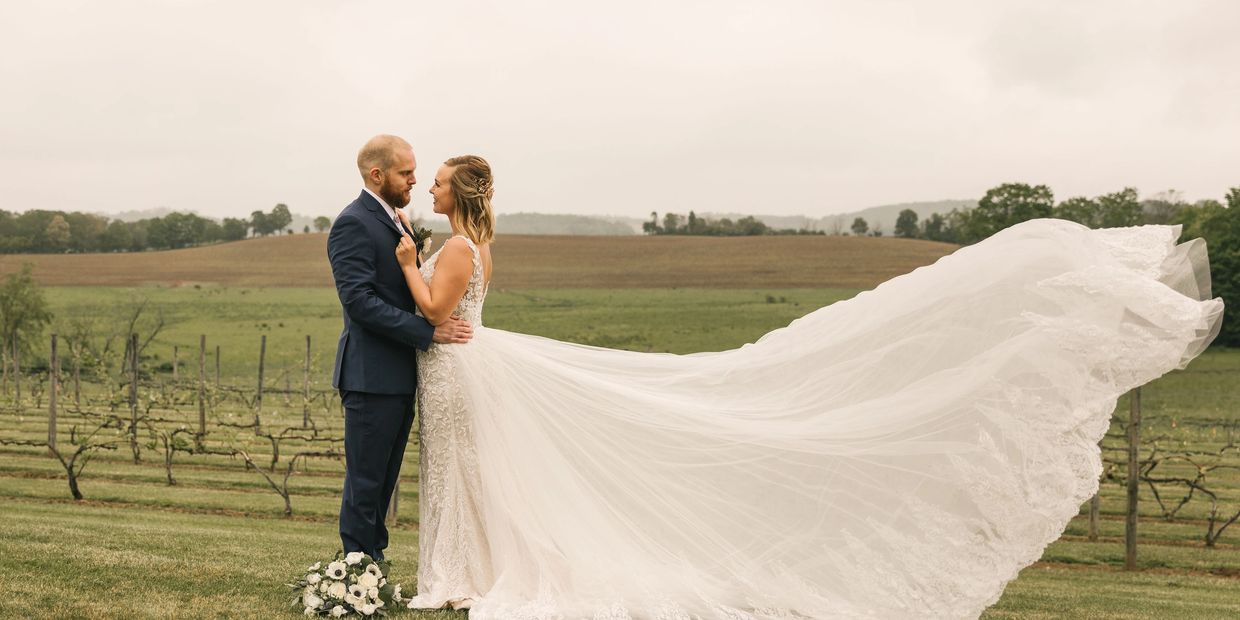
[0,233,959,290]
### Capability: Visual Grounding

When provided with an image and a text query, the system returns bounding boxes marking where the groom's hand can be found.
[432,316,473,344]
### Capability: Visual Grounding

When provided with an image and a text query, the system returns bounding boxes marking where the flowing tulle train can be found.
[426,219,1222,619]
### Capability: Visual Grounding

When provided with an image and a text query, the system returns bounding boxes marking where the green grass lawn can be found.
[0,286,1237,618]
[34,286,857,385]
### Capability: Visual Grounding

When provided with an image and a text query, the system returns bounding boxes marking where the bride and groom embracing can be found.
[327,134,1222,619]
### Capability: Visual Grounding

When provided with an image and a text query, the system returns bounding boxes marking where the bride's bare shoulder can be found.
[439,236,474,260]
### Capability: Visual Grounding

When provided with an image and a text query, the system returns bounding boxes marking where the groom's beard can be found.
[380,183,411,208]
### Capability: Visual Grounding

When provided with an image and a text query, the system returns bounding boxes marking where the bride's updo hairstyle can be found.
[445,155,495,245]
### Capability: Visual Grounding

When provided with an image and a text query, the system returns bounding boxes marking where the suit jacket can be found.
[328,190,435,394]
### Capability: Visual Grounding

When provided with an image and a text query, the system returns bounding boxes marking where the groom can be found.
[327,134,472,561]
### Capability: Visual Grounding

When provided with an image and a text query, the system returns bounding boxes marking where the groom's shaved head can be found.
[357,134,412,178]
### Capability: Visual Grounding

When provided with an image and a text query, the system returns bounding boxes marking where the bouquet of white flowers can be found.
[288,551,406,617]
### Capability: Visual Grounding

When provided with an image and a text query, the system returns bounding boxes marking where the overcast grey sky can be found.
[1,1,1237,221]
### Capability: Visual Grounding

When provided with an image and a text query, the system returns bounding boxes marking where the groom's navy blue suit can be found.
[328,190,434,561]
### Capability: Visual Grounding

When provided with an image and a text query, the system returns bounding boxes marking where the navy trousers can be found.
[339,390,416,561]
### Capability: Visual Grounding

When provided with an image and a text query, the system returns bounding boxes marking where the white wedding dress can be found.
[407,221,1222,620]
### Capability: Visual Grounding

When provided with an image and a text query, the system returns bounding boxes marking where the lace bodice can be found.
[418,235,488,326]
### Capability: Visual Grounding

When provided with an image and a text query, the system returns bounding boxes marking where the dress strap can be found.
[451,234,480,257]
[450,235,484,282]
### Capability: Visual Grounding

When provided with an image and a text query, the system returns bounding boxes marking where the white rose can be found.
[319,582,328,593]
[303,592,324,609]
[345,551,365,565]
[303,607,315,616]
[330,606,347,618]
[325,561,347,580]
[358,572,379,589]
[360,603,377,616]
[307,573,321,585]
[367,587,379,600]
[327,581,347,599]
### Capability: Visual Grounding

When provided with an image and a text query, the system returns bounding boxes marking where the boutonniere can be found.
[411,227,433,254]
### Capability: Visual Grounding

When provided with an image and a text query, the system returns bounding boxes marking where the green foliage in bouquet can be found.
[288,551,406,617]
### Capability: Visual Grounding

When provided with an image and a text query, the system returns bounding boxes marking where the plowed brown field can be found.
[0,233,958,289]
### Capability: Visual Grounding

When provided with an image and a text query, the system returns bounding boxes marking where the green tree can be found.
[101,220,133,252]
[1141,189,1187,225]
[964,183,1053,242]
[313,216,332,232]
[921,213,950,241]
[269,204,293,234]
[850,217,869,236]
[221,218,249,241]
[202,219,223,243]
[250,211,271,237]
[1095,187,1142,227]
[662,212,682,234]
[642,211,660,235]
[1173,199,1225,241]
[0,263,53,362]
[45,214,71,250]
[894,209,919,238]
[1198,188,1240,346]
[1053,196,1099,227]
[64,212,108,252]
[127,221,149,251]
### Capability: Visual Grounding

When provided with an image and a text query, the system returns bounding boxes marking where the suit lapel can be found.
[359,190,402,237]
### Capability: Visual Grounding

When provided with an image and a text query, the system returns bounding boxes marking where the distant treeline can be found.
[643,211,825,236]
[877,184,1172,244]
[0,204,333,253]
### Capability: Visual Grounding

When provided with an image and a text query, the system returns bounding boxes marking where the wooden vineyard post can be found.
[303,335,311,428]
[172,345,179,383]
[197,335,207,451]
[255,335,266,430]
[1125,386,1141,571]
[72,344,81,406]
[215,345,221,387]
[47,334,58,454]
[129,333,140,463]
[1088,492,1100,542]
[13,337,20,405]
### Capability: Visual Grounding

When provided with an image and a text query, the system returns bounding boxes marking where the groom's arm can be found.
[328,214,436,351]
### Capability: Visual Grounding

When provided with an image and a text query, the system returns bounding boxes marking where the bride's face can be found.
[430,165,456,216]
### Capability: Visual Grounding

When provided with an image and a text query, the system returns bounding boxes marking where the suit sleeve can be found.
[328,215,436,351]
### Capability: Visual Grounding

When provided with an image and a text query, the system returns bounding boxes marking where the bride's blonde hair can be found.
[445,155,495,245]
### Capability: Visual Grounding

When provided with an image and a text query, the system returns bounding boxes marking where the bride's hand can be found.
[395,236,419,269]
[396,208,413,232]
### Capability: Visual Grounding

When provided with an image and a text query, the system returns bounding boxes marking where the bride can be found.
[393,155,1223,619]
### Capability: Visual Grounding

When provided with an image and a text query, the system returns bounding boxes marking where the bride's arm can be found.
[395,235,472,326]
